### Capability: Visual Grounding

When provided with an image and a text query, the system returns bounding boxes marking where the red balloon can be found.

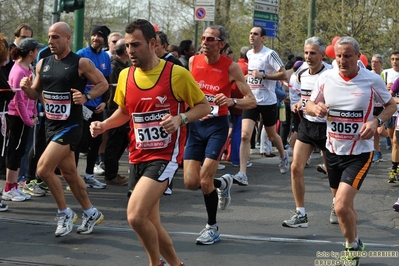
[332,36,340,46]
[360,54,369,66]
[152,24,160,31]
[325,45,335,59]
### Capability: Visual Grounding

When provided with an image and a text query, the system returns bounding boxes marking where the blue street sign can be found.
[253,19,278,30]
[265,29,278,38]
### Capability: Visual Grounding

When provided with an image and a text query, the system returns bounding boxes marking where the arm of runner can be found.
[228,62,256,110]
[90,106,130,138]
[78,58,108,101]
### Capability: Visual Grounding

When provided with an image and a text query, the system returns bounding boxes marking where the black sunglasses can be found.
[111,40,118,44]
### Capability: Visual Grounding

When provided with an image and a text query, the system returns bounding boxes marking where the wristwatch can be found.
[84,93,92,101]
[179,113,189,126]
[262,73,267,79]
[376,117,384,127]
[232,98,237,107]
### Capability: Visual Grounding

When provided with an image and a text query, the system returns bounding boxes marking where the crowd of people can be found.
[1,20,399,266]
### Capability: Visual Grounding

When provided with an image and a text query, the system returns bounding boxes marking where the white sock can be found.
[84,206,96,217]
[296,207,306,216]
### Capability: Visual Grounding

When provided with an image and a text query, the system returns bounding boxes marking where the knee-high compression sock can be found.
[204,189,218,226]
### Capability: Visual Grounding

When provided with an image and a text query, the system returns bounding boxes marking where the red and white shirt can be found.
[310,67,392,155]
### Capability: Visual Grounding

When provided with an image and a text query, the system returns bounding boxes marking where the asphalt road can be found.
[0,148,398,266]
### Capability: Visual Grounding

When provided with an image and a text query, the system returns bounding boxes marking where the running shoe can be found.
[286,146,293,156]
[282,210,308,228]
[340,238,365,266]
[217,164,226,170]
[93,163,105,175]
[317,164,327,175]
[306,155,312,167]
[372,151,383,162]
[386,137,391,150]
[55,208,78,237]
[330,202,338,224]
[2,188,27,202]
[388,170,397,183]
[217,174,233,210]
[393,198,399,212]
[232,172,248,186]
[31,179,49,191]
[195,224,220,245]
[231,161,253,167]
[0,200,8,212]
[84,174,107,189]
[23,182,46,197]
[279,150,290,174]
[15,187,31,200]
[77,208,104,234]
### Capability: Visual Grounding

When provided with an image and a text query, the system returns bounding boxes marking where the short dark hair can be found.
[179,40,192,54]
[125,19,155,44]
[14,23,33,37]
[156,31,169,46]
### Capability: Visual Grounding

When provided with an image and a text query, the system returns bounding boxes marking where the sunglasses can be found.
[201,36,222,42]
[111,40,118,44]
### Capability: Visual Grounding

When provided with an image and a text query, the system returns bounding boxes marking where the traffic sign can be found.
[195,7,206,20]
[194,6,215,21]
[266,29,278,38]
[255,0,278,6]
[196,0,215,5]
[254,11,278,22]
[254,19,278,30]
[253,0,279,38]
[254,3,279,14]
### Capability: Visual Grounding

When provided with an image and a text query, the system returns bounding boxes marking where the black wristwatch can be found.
[376,117,384,127]
[262,73,267,79]
[84,93,92,101]
[232,98,237,107]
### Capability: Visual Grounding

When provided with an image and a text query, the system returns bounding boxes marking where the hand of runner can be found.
[160,114,179,134]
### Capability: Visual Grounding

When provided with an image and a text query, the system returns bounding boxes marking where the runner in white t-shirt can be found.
[233,26,288,186]
[381,52,399,183]
[306,36,396,265]
[282,36,334,229]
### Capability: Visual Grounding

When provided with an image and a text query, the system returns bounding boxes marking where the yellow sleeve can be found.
[171,65,205,107]
[113,67,129,108]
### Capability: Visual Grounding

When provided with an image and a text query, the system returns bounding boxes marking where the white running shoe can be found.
[217,174,233,210]
[2,188,27,202]
[196,224,220,245]
[55,208,78,237]
[15,187,31,200]
[279,150,290,174]
[232,172,248,186]
[217,164,226,170]
[93,164,105,175]
[84,174,107,189]
[77,208,104,234]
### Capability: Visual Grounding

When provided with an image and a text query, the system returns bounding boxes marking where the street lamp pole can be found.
[308,0,316,37]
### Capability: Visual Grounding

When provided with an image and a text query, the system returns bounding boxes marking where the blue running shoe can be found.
[372,151,383,162]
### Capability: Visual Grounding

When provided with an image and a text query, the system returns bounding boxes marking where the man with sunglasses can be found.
[184,25,256,245]
[233,26,288,187]
[106,32,122,58]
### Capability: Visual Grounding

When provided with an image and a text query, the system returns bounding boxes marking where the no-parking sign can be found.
[195,0,215,21]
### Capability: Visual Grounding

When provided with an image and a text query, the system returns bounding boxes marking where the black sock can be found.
[392,162,398,171]
[204,190,218,226]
